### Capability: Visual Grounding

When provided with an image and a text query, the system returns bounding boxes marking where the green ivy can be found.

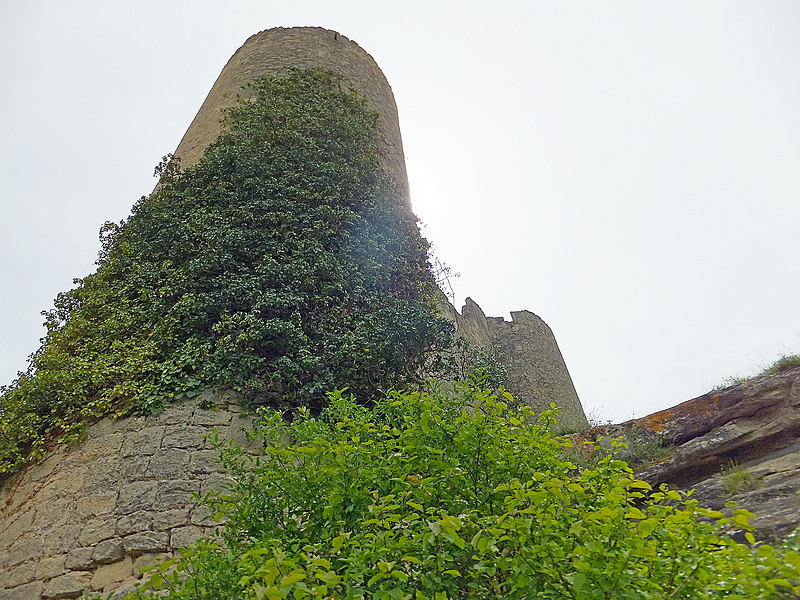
[128,384,800,599]
[0,68,452,477]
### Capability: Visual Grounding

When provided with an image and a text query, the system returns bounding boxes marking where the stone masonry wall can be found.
[172,26,409,202]
[0,392,254,599]
[443,297,587,427]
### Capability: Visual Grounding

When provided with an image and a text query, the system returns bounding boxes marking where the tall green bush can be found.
[0,68,451,476]
[129,383,800,599]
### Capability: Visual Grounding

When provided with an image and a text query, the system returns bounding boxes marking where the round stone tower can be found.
[0,27,586,600]
[172,27,409,202]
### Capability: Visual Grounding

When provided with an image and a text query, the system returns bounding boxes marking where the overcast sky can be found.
[2,1,799,423]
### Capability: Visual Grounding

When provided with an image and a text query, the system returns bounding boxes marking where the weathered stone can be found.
[152,508,190,530]
[90,556,135,591]
[43,571,91,599]
[120,426,165,457]
[200,473,234,496]
[191,405,234,426]
[162,426,207,449]
[65,546,96,570]
[5,560,37,588]
[0,509,35,547]
[133,552,173,576]
[0,580,43,600]
[170,525,205,548]
[108,583,143,600]
[92,537,125,564]
[76,493,117,518]
[187,449,225,474]
[154,480,199,511]
[122,531,169,555]
[79,518,117,546]
[443,298,587,426]
[78,433,125,462]
[147,448,189,480]
[34,554,66,580]
[190,505,222,526]
[6,538,43,567]
[116,510,153,536]
[116,481,158,515]
[46,523,83,554]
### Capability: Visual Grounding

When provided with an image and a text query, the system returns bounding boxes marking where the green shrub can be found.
[0,67,451,477]
[127,384,800,599]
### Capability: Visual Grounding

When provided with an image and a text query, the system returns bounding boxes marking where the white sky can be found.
[1,1,799,423]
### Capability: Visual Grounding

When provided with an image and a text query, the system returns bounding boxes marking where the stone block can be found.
[6,538,43,567]
[78,433,125,463]
[146,401,195,426]
[162,426,207,449]
[92,537,125,564]
[120,426,165,458]
[116,481,158,515]
[152,508,190,530]
[76,493,117,518]
[43,571,91,599]
[147,449,189,480]
[190,505,222,526]
[5,560,37,587]
[115,510,153,536]
[133,552,173,576]
[0,509,36,546]
[0,580,43,600]
[154,480,199,511]
[226,414,258,451]
[188,449,225,474]
[122,531,169,555]
[200,473,235,496]
[170,525,205,548]
[79,518,117,546]
[34,554,66,579]
[46,523,83,554]
[65,546,96,570]
[191,406,234,426]
[119,456,151,481]
[90,556,135,592]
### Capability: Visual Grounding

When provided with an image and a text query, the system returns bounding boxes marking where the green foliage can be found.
[0,68,451,477]
[128,384,800,599]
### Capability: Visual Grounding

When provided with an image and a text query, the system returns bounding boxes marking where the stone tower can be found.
[0,27,585,600]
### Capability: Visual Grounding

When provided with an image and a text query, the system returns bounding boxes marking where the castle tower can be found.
[0,27,585,599]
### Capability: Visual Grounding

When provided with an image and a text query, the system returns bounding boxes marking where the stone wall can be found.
[443,297,587,427]
[172,26,409,202]
[0,392,254,599]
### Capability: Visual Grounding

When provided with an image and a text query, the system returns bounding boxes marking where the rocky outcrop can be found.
[443,298,587,427]
[0,393,255,599]
[583,366,800,542]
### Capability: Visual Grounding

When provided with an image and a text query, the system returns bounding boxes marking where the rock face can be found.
[585,366,800,542]
[444,298,587,426]
[0,393,254,599]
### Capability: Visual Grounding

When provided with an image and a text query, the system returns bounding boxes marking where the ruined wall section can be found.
[0,393,255,600]
[446,298,587,426]
[172,26,409,202]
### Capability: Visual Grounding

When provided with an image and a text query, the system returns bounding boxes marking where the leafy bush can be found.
[0,68,451,477]
[129,383,800,599]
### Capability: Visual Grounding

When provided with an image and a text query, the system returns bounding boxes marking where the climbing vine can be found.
[0,68,452,477]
